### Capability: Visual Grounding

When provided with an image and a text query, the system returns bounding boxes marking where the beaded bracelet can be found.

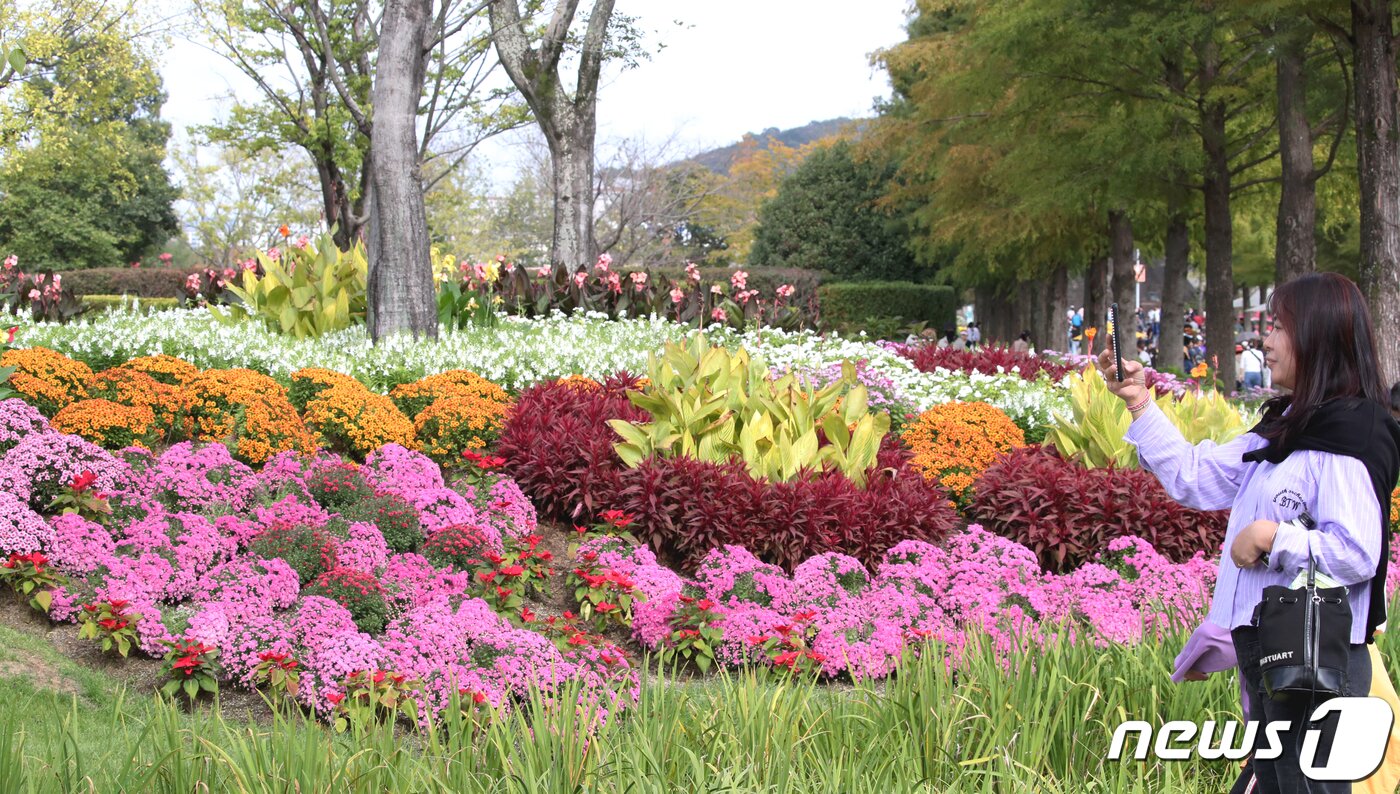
[1126,394,1152,415]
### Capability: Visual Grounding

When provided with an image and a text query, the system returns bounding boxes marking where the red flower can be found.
[595,601,617,613]
[108,599,129,610]
[373,670,387,684]
[4,326,15,344]
[495,586,513,599]
[695,599,715,612]
[567,632,589,646]
[773,651,799,668]
[501,564,524,577]
[792,610,817,622]
[70,470,97,493]
[574,525,589,536]
[472,691,487,704]
[520,607,535,623]
[599,510,634,528]
[173,655,202,670]
[278,223,290,237]
[326,692,345,707]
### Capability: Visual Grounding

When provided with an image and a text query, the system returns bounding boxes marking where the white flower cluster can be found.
[20,306,1066,428]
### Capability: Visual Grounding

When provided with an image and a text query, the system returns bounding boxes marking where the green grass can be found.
[0,617,1297,793]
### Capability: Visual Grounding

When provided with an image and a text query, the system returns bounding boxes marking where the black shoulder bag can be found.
[1250,512,1352,702]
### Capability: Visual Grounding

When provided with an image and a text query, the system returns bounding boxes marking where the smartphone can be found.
[1108,302,1124,382]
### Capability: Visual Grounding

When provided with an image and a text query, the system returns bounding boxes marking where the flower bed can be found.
[17,308,1068,436]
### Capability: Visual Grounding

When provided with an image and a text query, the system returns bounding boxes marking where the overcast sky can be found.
[160,0,912,187]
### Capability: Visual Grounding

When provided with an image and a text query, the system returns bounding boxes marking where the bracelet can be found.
[1126,394,1152,414]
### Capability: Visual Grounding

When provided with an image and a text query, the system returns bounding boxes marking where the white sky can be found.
[160,0,911,187]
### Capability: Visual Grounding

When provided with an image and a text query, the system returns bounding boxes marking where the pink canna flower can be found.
[670,287,684,304]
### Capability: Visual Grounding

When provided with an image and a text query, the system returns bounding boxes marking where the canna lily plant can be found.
[609,334,890,486]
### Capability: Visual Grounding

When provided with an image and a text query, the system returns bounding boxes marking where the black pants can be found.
[1231,625,1371,793]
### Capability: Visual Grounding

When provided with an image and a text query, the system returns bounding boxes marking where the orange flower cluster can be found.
[414,394,511,463]
[902,401,1025,509]
[90,367,188,440]
[302,381,416,459]
[554,375,602,392]
[0,347,93,415]
[183,369,314,464]
[1391,486,1399,528]
[390,369,510,418]
[289,367,362,412]
[51,399,156,449]
[119,354,200,386]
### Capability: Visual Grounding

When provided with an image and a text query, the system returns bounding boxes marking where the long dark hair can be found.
[1260,272,1388,446]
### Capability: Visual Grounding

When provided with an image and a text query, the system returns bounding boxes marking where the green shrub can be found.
[82,295,179,313]
[817,282,957,330]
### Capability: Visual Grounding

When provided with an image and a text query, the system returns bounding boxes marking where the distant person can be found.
[1241,339,1265,390]
[937,326,965,351]
[1070,308,1085,355]
[1011,330,1031,354]
[1136,338,1152,367]
[966,322,981,349]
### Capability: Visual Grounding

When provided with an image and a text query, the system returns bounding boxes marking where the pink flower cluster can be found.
[621,525,1225,680]
[0,398,48,455]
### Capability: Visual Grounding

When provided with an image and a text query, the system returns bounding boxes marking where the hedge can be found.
[818,282,958,329]
[61,268,198,298]
[82,295,180,313]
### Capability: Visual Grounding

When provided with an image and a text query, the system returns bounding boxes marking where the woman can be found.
[1011,330,1032,354]
[1099,273,1400,792]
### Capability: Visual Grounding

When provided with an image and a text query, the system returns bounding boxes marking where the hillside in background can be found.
[688,117,865,174]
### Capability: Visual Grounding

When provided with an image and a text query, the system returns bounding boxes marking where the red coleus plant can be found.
[47,470,112,523]
[659,594,724,673]
[0,551,66,613]
[970,445,1228,572]
[159,637,221,701]
[252,650,301,700]
[77,599,143,657]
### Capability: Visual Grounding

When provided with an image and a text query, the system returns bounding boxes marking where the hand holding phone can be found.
[1108,302,1124,382]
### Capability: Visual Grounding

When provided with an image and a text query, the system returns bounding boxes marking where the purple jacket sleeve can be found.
[1124,403,1264,512]
[1268,453,1382,586]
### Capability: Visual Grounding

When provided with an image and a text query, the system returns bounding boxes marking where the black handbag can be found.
[1250,514,1352,702]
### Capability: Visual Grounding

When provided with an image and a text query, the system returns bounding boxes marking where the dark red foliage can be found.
[613,451,959,572]
[970,445,1228,572]
[899,344,1077,383]
[496,373,648,523]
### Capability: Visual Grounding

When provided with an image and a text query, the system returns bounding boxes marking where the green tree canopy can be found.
[0,8,178,271]
[749,140,929,281]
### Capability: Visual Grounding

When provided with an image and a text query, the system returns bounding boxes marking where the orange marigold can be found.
[289,367,362,412]
[414,394,510,464]
[390,370,510,418]
[184,368,313,465]
[119,354,200,386]
[902,401,1025,509]
[303,381,417,459]
[1,347,93,415]
[51,399,155,449]
[91,367,189,441]
[1391,486,1399,528]
[554,375,602,392]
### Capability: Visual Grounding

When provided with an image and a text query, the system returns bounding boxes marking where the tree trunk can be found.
[1108,210,1135,315]
[1084,256,1107,336]
[1046,264,1069,354]
[1275,30,1318,284]
[489,0,615,274]
[367,0,437,341]
[1162,207,1190,368]
[1201,95,1236,392]
[545,107,599,270]
[1353,0,1400,383]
